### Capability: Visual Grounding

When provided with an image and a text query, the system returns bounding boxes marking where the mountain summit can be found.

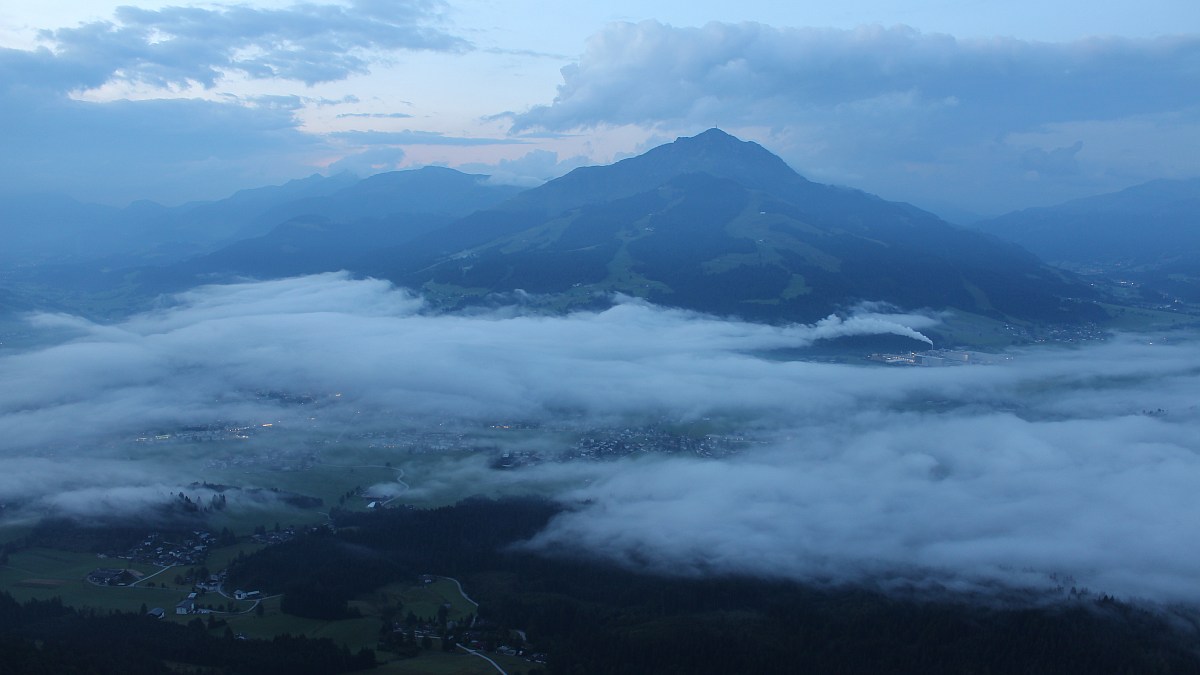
[367,130,1099,325]
[496,128,803,218]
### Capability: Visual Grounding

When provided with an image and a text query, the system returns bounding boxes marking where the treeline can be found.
[225,496,558,619]
[225,497,1200,674]
[0,592,375,675]
[23,516,204,554]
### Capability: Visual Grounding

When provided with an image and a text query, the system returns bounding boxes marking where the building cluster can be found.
[122,531,215,567]
[568,427,747,461]
[868,349,1011,367]
[249,525,297,545]
[203,449,317,471]
[136,422,277,444]
[87,568,140,586]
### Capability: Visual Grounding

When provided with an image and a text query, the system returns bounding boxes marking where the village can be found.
[867,348,1014,366]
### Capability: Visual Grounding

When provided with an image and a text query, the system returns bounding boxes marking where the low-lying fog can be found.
[2,272,1199,601]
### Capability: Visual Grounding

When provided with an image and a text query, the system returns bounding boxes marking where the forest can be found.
[224,497,1200,674]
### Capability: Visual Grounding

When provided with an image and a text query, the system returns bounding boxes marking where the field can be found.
[1096,302,1200,331]
[0,547,176,612]
[364,646,536,674]
[0,543,523,669]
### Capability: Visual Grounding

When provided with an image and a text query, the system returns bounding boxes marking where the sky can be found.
[1,0,1197,215]
[3,273,1200,601]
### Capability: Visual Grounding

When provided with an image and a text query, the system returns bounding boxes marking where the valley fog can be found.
[2,273,1198,601]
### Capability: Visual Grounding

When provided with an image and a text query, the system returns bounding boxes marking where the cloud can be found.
[0,2,472,204]
[513,22,1198,135]
[38,0,468,89]
[3,273,1200,601]
[336,112,413,119]
[327,145,409,175]
[0,273,934,451]
[508,22,1200,213]
[1021,141,1084,177]
[0,88,325,204]
[523,406,1200,599]
[329,129,526,146]
[456,148,592,187]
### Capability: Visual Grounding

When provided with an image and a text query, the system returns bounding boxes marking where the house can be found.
[234,589,261,600]
[175,598,195,615]
[147,607,166,619]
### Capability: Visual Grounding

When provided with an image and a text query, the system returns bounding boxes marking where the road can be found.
[318,462,410,502]
[456,644,508,675]
[128,565,174,587]
[440,575,480,609]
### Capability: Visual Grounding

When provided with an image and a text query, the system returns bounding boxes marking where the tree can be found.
[255,602,265,617]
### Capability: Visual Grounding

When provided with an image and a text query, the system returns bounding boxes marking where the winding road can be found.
[456,644,508,675]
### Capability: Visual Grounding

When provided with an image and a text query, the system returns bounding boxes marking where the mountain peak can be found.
[686,127,739,142]
[500,129,807,217]
[641,128,799,182]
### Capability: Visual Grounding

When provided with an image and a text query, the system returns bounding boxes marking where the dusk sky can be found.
[2,0,1196,216]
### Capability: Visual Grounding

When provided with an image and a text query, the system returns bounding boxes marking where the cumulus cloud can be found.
[513,23,1198,133]
[457,148,592,187]
[39,0,467,89]
[508,22,1200,213]
[0,92,324,204]
[329,129,525,146]
[336,112,414,119]
[0,2,470,203]
[3,273,1200,601]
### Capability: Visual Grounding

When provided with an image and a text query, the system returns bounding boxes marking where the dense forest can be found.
[0,592,375,674]
[224,497,1200,674]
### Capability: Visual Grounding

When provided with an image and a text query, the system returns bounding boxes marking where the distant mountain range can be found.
[359,129,1099,323]
[2,129,1110,328]
[972,178,1200,301]
[0,167,522,269]
[973,179,1200,267]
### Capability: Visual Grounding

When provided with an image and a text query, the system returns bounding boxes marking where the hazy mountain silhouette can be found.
[973,178,1200,268]
[0,167,521,271]
[973,178,1200,301]
[364,129,1099,323]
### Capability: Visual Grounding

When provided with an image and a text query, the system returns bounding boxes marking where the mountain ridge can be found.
[362,129,1100,325]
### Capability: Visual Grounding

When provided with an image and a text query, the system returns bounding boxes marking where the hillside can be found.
[364,129,1100,324]
[973,178,1200,301]
[973,179,1200,267]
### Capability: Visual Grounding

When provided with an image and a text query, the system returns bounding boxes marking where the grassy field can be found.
[393,578,478,622]
[215,575,483,653]
[365,647,520,674]
[0,542,541,672]
[1097,302,1200,331]
[0,547,179,612]
[203,541,267,574]
[931,310,1024,349]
